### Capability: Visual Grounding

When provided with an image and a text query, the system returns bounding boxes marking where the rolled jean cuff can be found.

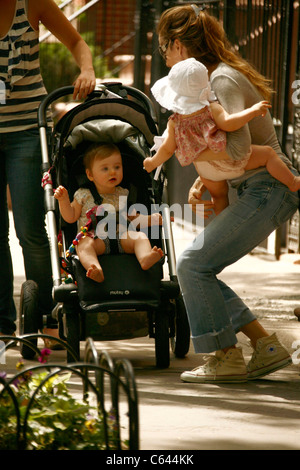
[191,324,238,353]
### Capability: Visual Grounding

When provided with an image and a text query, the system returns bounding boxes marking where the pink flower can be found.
[38,348,51,363]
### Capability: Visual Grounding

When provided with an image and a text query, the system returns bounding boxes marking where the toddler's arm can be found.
[144,120,177,173]
[54,185,82,224]
[210,100,271,133]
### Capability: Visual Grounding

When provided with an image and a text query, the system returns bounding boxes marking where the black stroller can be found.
[19,83,190,368]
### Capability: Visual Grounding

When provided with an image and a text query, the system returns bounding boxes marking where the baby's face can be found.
[86,151,123,193]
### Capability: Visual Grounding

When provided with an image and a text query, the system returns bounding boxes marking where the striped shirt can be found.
[0,0,49,132]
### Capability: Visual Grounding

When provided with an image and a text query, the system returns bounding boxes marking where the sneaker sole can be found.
[247,356,292,380]
[180,373,248,384]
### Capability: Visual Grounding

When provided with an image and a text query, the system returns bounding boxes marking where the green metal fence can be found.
[148,0,300,161]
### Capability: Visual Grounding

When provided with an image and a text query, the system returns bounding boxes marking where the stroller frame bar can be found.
[39,126,62,287]
[161,205,177,280]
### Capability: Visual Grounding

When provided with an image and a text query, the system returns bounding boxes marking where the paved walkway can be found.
[3,213,300,450]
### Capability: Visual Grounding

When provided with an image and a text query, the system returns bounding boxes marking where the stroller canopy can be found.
[65,119,138,149]
[54,88,158,156]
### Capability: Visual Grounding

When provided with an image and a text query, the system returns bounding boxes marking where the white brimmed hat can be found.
[151,58,215,115]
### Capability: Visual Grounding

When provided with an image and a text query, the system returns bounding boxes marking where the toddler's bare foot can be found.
[86,264,104,283]
[140,246,163,270]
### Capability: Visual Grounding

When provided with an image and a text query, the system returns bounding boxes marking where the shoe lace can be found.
[247,343,261,367]
[191,354,220,372]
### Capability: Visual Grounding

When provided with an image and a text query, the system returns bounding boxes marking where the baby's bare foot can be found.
[140,246,163,270]
[86,264,104,283]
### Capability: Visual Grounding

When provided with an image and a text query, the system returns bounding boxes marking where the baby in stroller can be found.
[54,142,164,283]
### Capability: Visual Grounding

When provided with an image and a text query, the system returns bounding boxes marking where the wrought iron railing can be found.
[150,0,299,158]
[0,335,139,450]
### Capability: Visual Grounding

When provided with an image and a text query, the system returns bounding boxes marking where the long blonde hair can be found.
[157,5,273,100]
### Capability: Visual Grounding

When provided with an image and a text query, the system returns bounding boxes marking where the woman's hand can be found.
[73,68,96,100]
[188,177,215,219]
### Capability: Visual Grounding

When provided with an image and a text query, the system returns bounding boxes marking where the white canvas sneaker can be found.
[180,347,248,383]
[247,333,292,380]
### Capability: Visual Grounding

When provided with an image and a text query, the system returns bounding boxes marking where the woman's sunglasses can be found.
[158,41,169,57]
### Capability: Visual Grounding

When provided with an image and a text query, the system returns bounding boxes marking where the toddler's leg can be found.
[76,236,106,283]
[121,231,163,270]
[246,145,300,191]
[201,177,229,215]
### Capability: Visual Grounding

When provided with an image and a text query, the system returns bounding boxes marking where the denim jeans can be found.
[0,128,54,334]
[177,170,299,353]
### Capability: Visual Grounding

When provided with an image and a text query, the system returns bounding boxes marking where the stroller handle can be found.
[38,86,75,128]
[121,85,158,124]
[38,84,159,128]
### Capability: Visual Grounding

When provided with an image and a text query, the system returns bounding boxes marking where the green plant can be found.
[0,350,125,450]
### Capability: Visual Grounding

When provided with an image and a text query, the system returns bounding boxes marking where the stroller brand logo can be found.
[109,290,130,295]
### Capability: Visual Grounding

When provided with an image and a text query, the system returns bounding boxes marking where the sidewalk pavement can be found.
[4,212,300,450]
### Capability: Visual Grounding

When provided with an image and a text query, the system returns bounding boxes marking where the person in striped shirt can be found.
[0,0,95,346]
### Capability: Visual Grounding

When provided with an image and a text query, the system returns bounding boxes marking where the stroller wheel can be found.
[154,305,170,368]
[170,296,190,358]
[19,280,39,360]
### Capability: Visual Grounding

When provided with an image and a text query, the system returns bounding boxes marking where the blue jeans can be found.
[177,170,299,353]
[0,128,54,334]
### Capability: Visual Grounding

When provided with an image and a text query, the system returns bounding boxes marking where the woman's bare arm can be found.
[31,0,96,99]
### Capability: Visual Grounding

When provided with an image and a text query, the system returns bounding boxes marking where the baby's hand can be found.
[54,185,69,202]
[143,157,156,173]
[252,100,271,117]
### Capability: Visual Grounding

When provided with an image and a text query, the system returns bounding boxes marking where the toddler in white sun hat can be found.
[144,57,300,214]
